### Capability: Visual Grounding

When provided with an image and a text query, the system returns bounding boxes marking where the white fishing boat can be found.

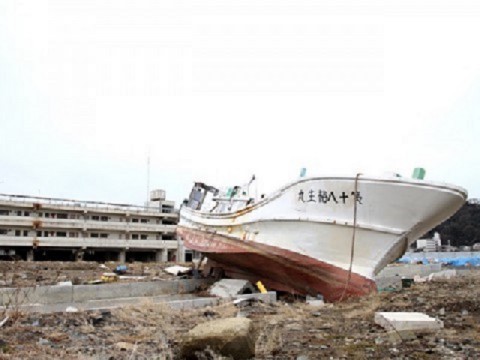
[178,171,467,301]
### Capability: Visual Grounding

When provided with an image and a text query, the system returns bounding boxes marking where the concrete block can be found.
[209,279,257,298]
[375,312,443,332]
[72,284,131,302]
[34,285,74,304]
[376,276,402,292]
[130,282,168,297]
[376,264,442,279]
[168,297,219,310]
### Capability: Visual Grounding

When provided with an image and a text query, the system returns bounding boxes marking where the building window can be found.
[140,234,147,240]
[0,229,7,235]
[57,213,68,219]
[101,216,108,222]
[57,232,67,237]
[23,230,28,236]
[15,230,21,236]
[24,211,30,216]
[0,210,9,216]
[132,234,139,240]
[91,233,99,238]
[92,216,99,221]
[17,211,22,216]
[36,231,42,237]
[69,232,77,237]
[140,219,148,223]
[132,218,139,223]
[100,234,108,238]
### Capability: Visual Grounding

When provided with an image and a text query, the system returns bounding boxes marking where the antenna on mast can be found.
[147,147,151,203]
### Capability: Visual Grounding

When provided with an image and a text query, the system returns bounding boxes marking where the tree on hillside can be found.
[425,201,480,247]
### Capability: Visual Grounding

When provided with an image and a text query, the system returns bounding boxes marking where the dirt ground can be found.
[0,269,479,359]
[0,261,187,287]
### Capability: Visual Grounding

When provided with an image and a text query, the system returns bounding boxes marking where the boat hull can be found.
[178,226,376,302]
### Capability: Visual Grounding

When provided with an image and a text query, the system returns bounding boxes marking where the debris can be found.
[233,297,262,307]
[209,279,257,298]
[118,275,146,280]
[203,310,217,318]
[181,317,255,360]
[428,269,457,281]
[164,265,191,276]
[0,316,9,328]
[91,310,111,326]
[101,273,118,282]
[256,280,267,294]
[114,265,128,275]
[375,312,444,332]
[414,269,457,283]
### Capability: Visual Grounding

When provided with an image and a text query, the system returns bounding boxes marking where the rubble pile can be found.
[0,261,186,288]
[0,270,478,358]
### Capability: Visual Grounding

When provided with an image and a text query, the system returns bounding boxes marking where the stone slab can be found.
[375,312,443,332]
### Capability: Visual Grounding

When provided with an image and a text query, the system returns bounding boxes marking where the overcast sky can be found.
[1,0,479,206]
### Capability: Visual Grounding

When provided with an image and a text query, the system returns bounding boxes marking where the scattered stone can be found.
[38,338,49,346]
[91,310,111,326]
[203,310,217,318]
[115,342,135,351]
[181,318,255,360]
[48,332,69,343]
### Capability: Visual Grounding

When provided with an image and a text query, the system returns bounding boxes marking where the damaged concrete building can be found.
[0,190,181,262]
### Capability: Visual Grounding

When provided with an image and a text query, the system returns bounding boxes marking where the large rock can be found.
[181,317,255,359]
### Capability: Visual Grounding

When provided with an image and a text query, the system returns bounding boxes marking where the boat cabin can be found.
[184,182,255,213]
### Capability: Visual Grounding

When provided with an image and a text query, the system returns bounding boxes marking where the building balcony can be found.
[0,236,178,250]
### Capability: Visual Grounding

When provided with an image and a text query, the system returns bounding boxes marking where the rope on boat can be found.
[338,173,362,302]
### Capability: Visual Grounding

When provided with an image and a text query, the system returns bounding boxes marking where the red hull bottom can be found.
[178,227,376,302]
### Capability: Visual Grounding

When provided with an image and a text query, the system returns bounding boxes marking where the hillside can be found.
[426,200,480,247]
